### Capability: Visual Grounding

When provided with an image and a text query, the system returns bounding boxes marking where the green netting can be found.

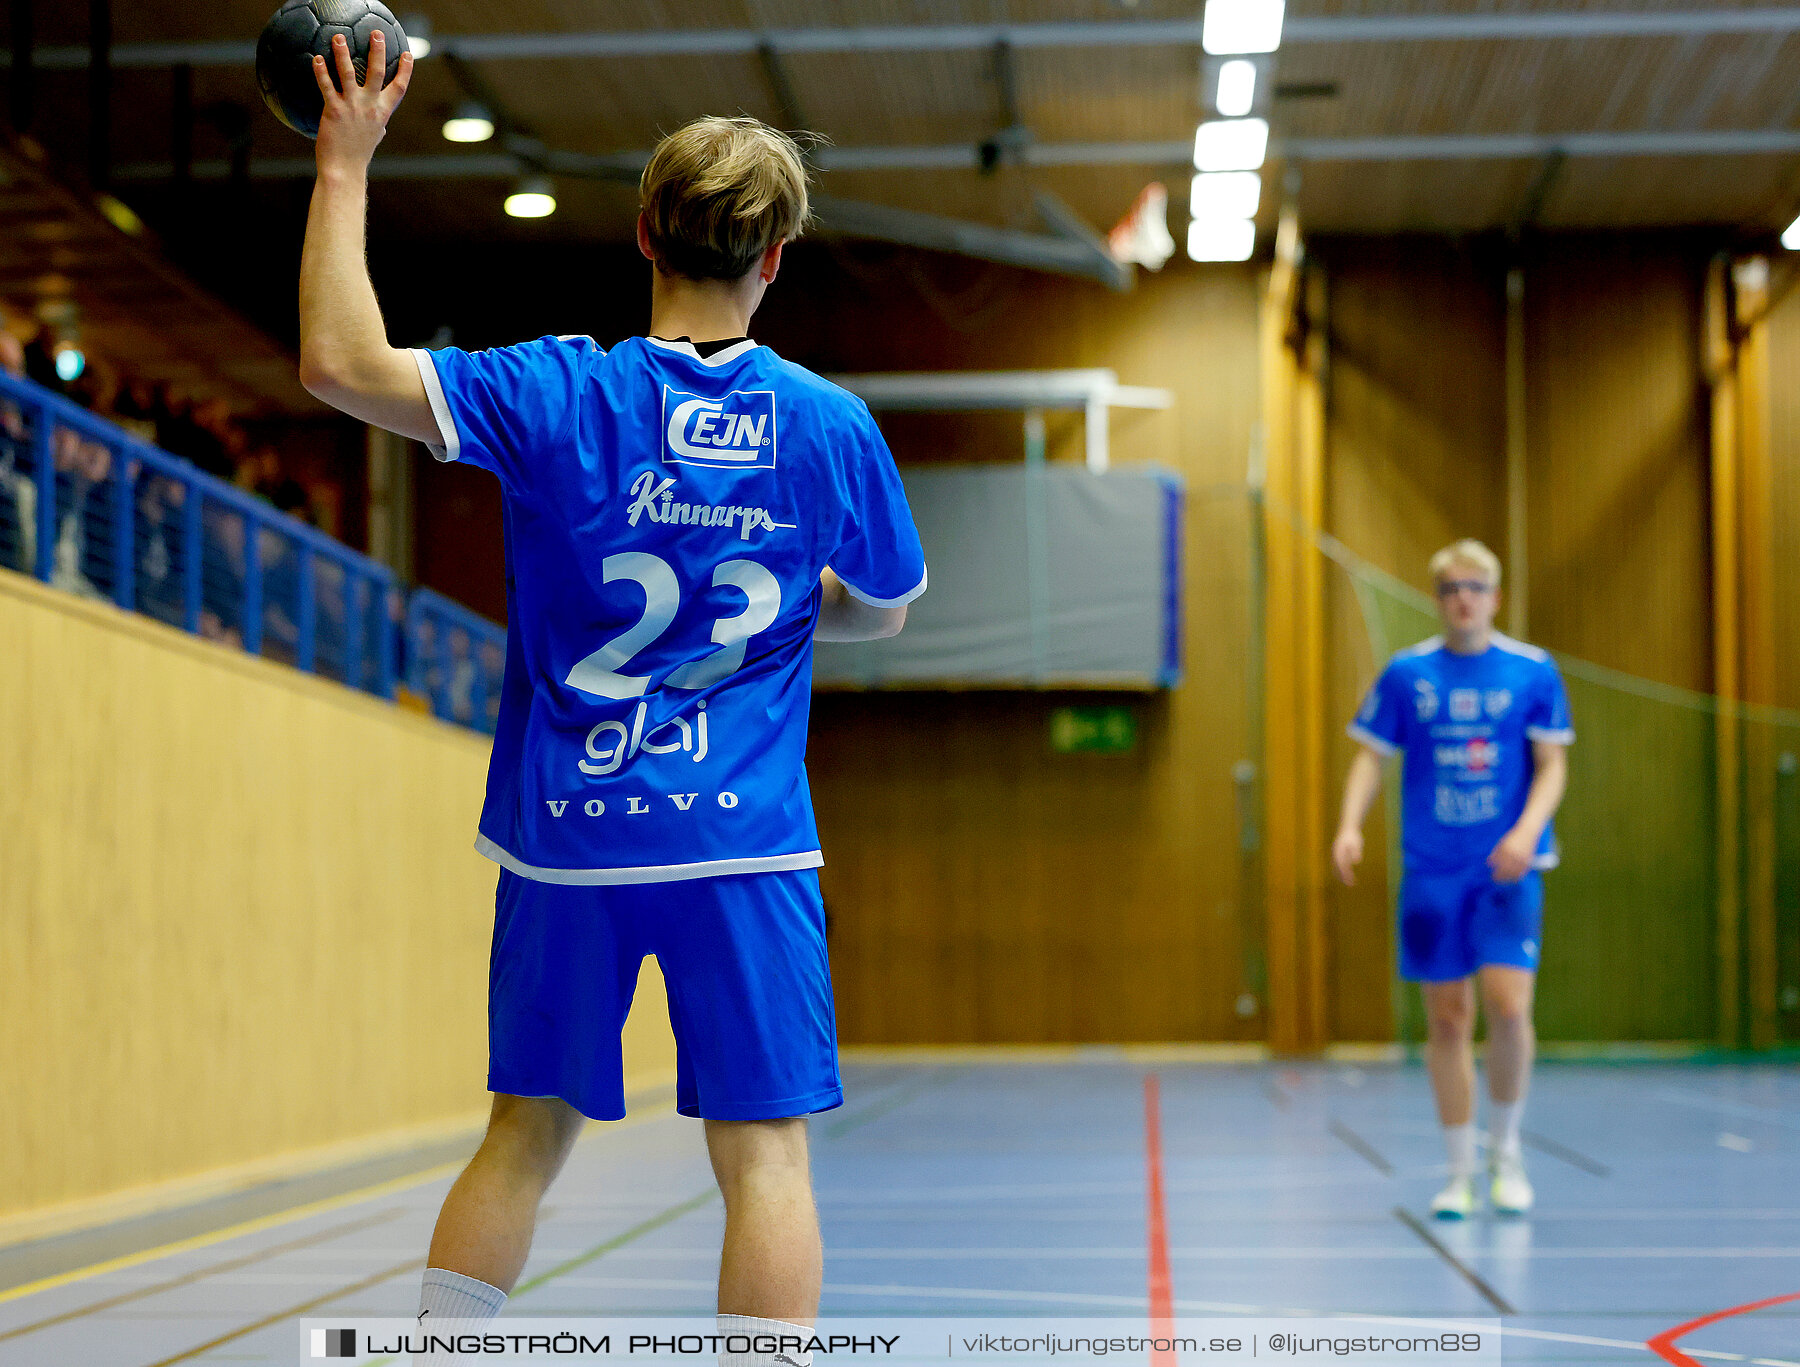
[1314,532,1800,1046]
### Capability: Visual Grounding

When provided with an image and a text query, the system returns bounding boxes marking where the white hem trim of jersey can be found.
[646,336,760,368]
[837,566,929,610]
[1534,852,1561,870]
[1347,722,1400,757]
[474,833,823,885]
[1526,726,1575,744]
[411,348,461,463]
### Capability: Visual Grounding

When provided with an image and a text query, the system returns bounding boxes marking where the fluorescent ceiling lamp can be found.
[1216,58,1257,116]
[442,101,495,143]
[1187,218,1256,263]
[1203,0,1285,55]
[504,175,557,218]
[1190,170,1262,220]
[1784,212,1800,250]
[402,14,433,58]
[1194,117,1269,171]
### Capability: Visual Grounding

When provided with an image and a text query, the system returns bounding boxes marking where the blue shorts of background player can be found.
[488,868,842,1122]
[1396,865,1543,982]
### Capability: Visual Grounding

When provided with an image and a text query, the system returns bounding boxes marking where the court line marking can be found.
[1655,1090,1800,1132]
[1649,1290,1800,1367]
[144,1255,426,1366]
[824,1068,959,1140]
[1142,1074,1177,1366]
[1329,1119,1396,1176]
[0,1100,679,1309]
[512,1189,718,1299]
[1520,1128,1613,1176]
[0,1207,404,1342]
[1391,1207,1516,1315]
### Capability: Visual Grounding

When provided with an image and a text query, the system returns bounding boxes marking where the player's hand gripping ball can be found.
[255,0,408,139]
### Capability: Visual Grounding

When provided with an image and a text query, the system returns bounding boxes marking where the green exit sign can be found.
[1049,706,1137,755]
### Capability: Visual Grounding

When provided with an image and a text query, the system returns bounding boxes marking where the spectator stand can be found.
[404,587,505,736]
[0,366,398,702]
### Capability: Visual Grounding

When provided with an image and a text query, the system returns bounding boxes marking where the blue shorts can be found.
[487,868,843,1123]
[1396,866,1543,982]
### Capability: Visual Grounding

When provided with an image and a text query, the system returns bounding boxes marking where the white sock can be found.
[1488,1100,1524,1159]
[1443,1122,1478,1178]
[418,1265,507,1324]
[718,1313,814,1367]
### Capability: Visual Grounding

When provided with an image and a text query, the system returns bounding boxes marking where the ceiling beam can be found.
[110,128,1800,186]
[14,10,1800,70]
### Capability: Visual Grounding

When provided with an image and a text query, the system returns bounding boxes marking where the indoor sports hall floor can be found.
[1,1057,1795,1365]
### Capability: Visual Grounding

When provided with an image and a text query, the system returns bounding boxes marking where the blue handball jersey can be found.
[411,334,927,885]
[1349,634,1574,874]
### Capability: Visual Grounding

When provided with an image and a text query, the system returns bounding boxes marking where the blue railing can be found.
[0,368,504,733]
[405,587,505,736]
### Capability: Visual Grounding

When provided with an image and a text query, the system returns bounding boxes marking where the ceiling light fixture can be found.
[402,14,433,59]
[1203,0,1285,55]
[504,175,557,219]
[1216,59,1257,117]
[1190,170,1262,220]
[442,101,495,143]
[1187,218,1256,262]
[1783,211,1800,250]
[1194,117,1269,172]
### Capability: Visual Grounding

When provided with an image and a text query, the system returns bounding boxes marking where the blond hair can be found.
[1429,538,1502,587]
[639,116,812,281]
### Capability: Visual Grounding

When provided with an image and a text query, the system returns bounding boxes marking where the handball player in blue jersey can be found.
[295,35,924,1349]
[1332,540,1571,1220]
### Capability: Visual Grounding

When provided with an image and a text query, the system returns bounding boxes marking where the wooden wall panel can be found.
[784,258,1265,1044]
[1525,235,1713,691]
[0,572,676,1231]
[1768,279,1800,713]
[1316,236,1509,1042]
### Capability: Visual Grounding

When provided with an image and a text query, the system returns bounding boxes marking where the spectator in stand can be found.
[0,323,34,573]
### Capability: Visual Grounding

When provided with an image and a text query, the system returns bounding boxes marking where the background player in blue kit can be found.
[1332,539,1572,1220]
[293,34,924,1351]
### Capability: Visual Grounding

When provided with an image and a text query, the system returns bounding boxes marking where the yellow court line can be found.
[0,1100,679,1308]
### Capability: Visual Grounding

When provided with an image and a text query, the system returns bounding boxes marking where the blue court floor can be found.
[0,1057,1795,1365]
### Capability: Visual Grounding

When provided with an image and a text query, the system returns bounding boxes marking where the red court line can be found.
[1647,1289,1800,1366]
[1143,1073,1178,1367]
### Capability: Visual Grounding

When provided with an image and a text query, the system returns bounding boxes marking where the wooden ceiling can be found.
[12,0,1790,237]
[3,2,1798,408]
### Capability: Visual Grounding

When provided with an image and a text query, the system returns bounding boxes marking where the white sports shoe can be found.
[1490,1149,1534,1215]
[1430,1173,1477,1220]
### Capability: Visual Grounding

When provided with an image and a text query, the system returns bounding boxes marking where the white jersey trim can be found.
[411,348,461,464]
[1490,631,1552,663]
[1534,851,1561,870]
[1526,725,1576,744]
[1347,722,1400,757]
[838,566,929,610]
[475,833,823,886]
[646,337,761,368]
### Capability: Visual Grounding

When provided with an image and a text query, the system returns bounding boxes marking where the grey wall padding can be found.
[815,464,1183,690]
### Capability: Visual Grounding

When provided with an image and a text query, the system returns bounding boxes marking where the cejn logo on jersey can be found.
[662,386,777,470]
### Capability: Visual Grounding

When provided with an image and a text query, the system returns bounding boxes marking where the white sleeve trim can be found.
[1347,722,1400,757]
[1526,726,1575,745]
[475,833,823,886]
[837,565,928,610]
[411,348,461,463]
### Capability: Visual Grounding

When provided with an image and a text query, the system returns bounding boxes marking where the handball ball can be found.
[255,0,408,139]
